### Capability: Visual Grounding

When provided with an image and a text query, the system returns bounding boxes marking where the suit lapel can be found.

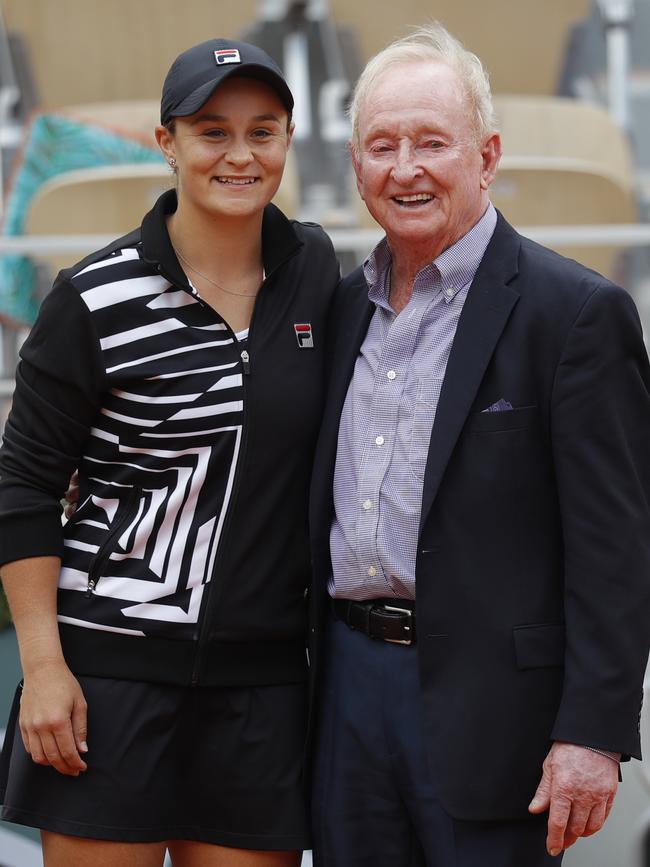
[419,215,521,529]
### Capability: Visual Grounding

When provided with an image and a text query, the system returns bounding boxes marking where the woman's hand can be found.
[19,660,88,776]
[1,558,87,776]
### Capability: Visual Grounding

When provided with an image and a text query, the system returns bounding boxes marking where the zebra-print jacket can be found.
[0,189,340,686]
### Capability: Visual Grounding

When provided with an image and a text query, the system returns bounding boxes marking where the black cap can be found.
[160,39,294,125]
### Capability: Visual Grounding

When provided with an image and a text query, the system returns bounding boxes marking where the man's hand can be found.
[63,470,79,520]
[528,741,619,857]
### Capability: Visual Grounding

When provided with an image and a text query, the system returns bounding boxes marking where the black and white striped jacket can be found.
[0,190,340,686]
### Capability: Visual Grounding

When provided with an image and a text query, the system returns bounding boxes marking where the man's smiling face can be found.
[352,60,500,262]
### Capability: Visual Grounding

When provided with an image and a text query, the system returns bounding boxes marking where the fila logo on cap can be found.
[214,48,241,65]
[294,323,314,349]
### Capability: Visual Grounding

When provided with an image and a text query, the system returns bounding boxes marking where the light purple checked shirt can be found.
[329,204,497,601]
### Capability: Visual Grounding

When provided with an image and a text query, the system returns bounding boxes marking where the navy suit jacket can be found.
[308,212,650,821]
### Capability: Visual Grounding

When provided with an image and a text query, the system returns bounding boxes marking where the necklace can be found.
[173,245,261,298]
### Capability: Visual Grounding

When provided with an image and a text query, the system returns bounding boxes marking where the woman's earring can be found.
[168,158,176,167]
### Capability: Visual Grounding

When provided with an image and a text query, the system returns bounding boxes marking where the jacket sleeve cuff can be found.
[0,508,64,567]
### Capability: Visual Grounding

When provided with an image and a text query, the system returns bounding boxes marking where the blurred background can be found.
[0,0,649,864]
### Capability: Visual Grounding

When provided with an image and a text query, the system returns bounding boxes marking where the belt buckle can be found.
[382,605,414,645]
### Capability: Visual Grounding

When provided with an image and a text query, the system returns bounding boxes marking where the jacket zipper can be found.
[86,486,141,596]
[188,307,254,685]
[154,247,302,684]
[187,250,301,685]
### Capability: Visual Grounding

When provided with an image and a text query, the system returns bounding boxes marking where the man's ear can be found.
[480,132,502,191]
[348,140,364,201]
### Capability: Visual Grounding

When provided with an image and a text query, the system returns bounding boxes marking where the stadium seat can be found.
[62,100,160,148]
[23,139,300,279]
[23,163,173,276]
[491,95,636,278]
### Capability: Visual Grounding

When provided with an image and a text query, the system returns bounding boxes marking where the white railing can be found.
[1,223,649,387]
[1,224,650,258]
[327,223,650,251]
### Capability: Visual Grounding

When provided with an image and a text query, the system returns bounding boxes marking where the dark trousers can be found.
[311,614,563,867]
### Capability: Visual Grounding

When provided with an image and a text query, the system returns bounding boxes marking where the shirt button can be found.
[375,435,385,446]
[367,566,377,577]
[444,288,454,299]
[387,370,397,381]
[362,499,373,511]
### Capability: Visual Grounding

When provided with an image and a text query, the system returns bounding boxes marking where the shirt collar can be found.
[140,188,303,289]
[363,203,498,307]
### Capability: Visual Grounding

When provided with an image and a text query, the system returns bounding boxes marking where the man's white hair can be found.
[348,22,496,154]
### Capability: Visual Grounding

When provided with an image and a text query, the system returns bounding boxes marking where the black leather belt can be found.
[333,598,416,645]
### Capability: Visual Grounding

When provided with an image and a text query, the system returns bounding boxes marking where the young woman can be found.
[0,38,339,867]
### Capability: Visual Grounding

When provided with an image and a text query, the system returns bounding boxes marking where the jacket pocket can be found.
[513,621,565,669]
[86,486,141,595]
[467,405,538,433]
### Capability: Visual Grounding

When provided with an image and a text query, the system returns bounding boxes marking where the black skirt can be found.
[0,674,309,849]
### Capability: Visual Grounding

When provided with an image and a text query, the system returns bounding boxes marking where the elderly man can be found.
[308,23,650,867]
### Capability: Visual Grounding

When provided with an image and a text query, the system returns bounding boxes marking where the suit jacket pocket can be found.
[513,622,565,669]
[468,405,538,433]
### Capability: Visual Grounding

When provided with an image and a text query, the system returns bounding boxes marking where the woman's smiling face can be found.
[159,76,293,223]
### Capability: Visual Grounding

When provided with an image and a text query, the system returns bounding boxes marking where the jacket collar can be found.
[139,189,304,287]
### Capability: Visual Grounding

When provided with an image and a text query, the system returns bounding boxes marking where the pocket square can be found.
[482,398,513,413]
